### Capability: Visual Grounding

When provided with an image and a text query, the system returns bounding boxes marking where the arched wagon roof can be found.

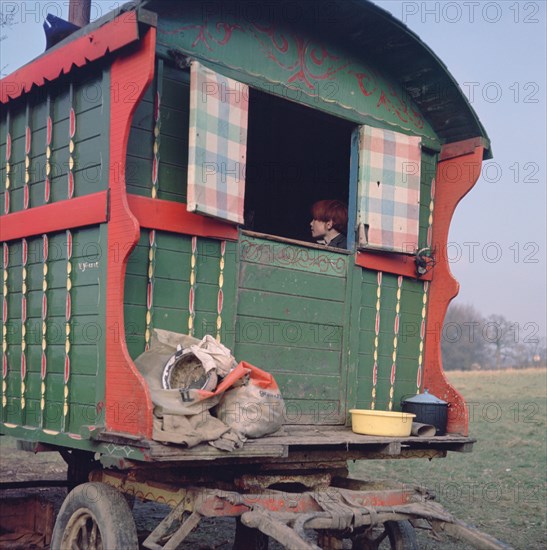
[325,0,492,158]
[1,0,491,158]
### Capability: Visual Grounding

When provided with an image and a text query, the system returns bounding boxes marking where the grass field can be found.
[351,368,547,549]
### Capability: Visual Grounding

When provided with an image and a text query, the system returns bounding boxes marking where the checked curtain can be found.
[358,126,422,253]
[187,61,249,224]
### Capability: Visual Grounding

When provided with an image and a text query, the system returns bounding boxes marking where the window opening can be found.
[244,88,355,247]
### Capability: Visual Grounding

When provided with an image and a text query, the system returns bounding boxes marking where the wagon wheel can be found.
[352,520,418,550]
[234,517,269,550]
[51,481,138,550]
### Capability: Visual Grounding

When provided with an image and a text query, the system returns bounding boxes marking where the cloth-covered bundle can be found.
[134,329,285,451]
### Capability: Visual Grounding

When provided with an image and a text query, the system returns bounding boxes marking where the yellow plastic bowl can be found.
[349,409,416,437]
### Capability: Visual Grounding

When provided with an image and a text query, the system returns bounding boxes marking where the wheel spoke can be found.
[72,515,90,550]
[89,521,99,548]
[80,519,90,550]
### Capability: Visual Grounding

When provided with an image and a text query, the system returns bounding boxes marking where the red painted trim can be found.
[105,28,156,438]
[0,191,108,242]
[0,11,140,103]
[423,142,485,436]
[128,195,239,241]
[355,250,433,281]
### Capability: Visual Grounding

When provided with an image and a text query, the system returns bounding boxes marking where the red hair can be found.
[311,200,348,234]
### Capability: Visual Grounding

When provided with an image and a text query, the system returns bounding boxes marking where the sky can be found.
[1,0,546,344]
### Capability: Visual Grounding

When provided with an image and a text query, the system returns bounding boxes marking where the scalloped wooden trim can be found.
[0,11,140,103]
[423,142,485,435]
[105,27,157,438]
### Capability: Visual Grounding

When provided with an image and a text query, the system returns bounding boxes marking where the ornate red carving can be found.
[160,19,425,129]
[250,25,349,90]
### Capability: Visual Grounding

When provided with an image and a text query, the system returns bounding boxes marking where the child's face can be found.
[310,218,331,240]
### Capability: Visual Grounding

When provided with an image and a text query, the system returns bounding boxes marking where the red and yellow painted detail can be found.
[370,272,382,410]
[68,105,76,199]
[20,239,28,411]
[188,236,197,336]
[2,244,8,411]
[63,230,73,428]
[151,91,161,199]
[45,113,52,203]
[4,127,11,214]
[40,235,49,424]
[24,119,31,209]
[144,230,156,351]
[216,241,226,342]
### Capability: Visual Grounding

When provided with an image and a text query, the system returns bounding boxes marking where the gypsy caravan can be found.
[1,1,507,548]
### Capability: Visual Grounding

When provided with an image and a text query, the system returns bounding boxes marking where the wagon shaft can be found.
[136,483,513,550]
[90,469,511,550]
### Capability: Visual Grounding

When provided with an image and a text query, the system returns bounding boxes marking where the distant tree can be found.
[483,314,519,369]
[441,303,488,370]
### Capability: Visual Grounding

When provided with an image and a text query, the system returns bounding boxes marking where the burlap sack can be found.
[214,362,285,439]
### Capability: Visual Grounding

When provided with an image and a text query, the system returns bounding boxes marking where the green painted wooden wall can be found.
[1,64,109,436]
[2,227,107,433]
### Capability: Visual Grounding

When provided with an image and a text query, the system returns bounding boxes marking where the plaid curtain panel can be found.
[187,61,249,224]
[357,126,422,253]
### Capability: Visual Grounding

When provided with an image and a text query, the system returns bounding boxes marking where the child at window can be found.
[310,200,348,249]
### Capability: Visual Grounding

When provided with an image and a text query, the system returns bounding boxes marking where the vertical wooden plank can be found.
[346,263,363,414]
[347,127,360,251]
[370,271,382,409]
[387,275,403,410]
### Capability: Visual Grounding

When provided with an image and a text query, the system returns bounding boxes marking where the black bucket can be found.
[401,390,448,436]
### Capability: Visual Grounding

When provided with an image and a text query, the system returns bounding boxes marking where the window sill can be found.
[240,230,352,254]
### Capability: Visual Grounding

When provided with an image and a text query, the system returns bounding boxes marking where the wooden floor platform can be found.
[135,425,475,463]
